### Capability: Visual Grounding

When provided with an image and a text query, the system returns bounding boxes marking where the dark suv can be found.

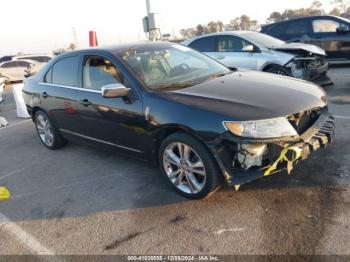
[261,15,350,62]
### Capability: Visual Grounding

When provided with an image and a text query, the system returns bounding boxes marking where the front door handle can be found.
[80,99,92,107]
[42,92,49,98]
[216,56,225,60]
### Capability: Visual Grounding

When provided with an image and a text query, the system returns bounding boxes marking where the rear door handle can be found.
[42,92,49,98]
[80,99,92,107]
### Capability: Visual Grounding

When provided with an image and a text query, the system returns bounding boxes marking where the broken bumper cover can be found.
[209,111,335,186]
[308,62,333,87]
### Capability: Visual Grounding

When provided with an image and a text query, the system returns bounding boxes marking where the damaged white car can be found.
[183,31,332,87]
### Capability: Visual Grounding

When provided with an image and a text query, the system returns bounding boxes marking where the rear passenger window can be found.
[52,56,79,86]
[189,37,217,52]
[1,62,17,68]
[267,24,285,35]
[286,21,310,35]
[217,35,251,52]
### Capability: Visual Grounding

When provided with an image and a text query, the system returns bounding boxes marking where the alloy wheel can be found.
[36,113,54,147]
[163,142,206,194]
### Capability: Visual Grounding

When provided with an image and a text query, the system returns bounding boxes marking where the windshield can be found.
[242,32,285,48]
[337,16,350,24]
[119,44,231,90]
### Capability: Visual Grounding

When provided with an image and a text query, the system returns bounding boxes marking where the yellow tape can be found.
[264,145,302,177]
[0,187,10,201]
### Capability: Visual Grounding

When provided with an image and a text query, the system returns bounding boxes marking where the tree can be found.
[196,24,207,35]
[207,21,224,33]
[267,12,283,23]
[266,1,325,23]
[329,7,342,16]
[332,0,350,13]
[68,43,76,51]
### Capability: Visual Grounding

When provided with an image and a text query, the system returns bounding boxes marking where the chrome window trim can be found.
[59,129,142,153]
[38,82,101,94]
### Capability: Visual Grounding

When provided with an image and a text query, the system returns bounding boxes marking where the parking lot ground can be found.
[0,67,350,256]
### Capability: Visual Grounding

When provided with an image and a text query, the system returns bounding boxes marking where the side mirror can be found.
[242,45,254,52]
[336,25,349,34]
[101,83,130,98]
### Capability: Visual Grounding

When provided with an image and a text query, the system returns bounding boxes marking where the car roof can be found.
[262,15,348,27]
[182,31,267,47]
[14,54,53,60]
[63,41,176,56]
[1,59,38,65]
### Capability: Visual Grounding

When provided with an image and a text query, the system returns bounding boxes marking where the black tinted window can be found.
[17,61,30,67]
[286,21,310,35]
[265,24,285,35]
[52,56,79,86]
[1,61,17,68]
[25,56,51,63]
[189,37,217,52]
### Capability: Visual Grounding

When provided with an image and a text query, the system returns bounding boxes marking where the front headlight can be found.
[223,117,298,138]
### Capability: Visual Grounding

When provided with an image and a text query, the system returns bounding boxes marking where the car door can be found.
[74,53,145,155]
[39,55,81,133]
[310,18,350,61]
[210,35,260,69]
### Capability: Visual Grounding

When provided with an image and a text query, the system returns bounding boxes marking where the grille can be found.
[288,108,321,135]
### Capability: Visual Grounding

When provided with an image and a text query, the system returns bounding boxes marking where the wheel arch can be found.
[31,106,44,122]
[262,63,284,72]
[150,124,211,166]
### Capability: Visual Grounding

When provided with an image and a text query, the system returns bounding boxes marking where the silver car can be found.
[0,59,39,82]
[183,31,332,86]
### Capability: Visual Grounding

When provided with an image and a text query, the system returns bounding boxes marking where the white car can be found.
[0,59,39,82]
[183,31,332,86]
[14,54,53,63]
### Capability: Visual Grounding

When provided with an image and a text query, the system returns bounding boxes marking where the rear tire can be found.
[159,132,221,199]
[264,65,290,76]
[34,110,66,149]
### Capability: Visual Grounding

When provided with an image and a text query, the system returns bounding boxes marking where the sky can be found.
[0,0,333,56]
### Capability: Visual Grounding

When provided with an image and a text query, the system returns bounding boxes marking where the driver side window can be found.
[312,19,340,33]
[217,36,251,52]
[83,56,123,91]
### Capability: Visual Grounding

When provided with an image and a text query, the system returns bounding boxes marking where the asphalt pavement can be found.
[0,68,349,257]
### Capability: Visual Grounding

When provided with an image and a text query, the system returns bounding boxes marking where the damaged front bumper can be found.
[285,57,333,87]
[208,110,335,187]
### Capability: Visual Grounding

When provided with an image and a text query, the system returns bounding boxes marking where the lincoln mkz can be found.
[23,42,335,199]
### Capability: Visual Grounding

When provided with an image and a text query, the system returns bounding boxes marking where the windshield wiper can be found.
[205,71,232,80]
[151,81,194,90]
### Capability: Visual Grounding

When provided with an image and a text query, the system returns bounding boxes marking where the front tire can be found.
[159,132,221,199]
[34,110,66,149]
[264,65,290,76]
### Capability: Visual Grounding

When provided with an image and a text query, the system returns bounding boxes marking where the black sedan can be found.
[261,15,350,63]
[23,42,335,199]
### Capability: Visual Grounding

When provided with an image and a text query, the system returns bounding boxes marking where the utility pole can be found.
[144,0,161,41]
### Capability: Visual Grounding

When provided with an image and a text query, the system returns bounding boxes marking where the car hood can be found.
[273,42,326,56]
[163,71,327,121]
